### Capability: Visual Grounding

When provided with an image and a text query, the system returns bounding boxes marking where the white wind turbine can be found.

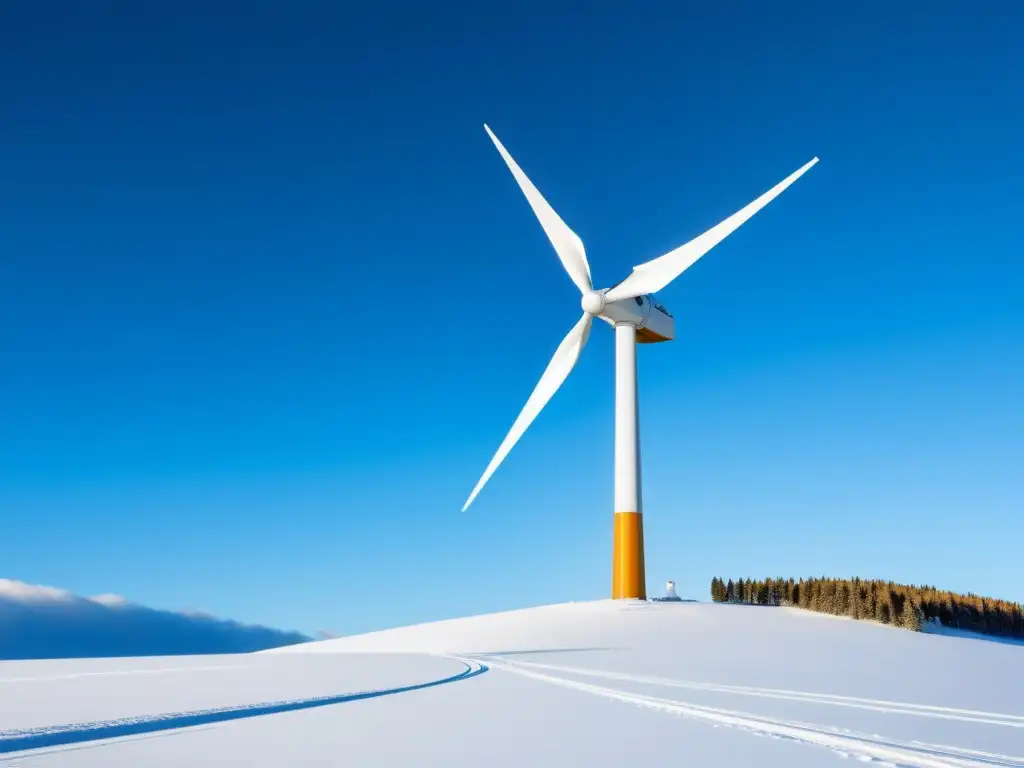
[463,125,817,599]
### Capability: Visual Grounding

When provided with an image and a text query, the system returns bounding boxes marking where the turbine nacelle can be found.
[583,290,675,343]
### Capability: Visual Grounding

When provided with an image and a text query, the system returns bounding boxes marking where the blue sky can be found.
[1,1,1021,636]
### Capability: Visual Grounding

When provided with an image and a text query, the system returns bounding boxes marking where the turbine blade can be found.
[462,312,593,511]
[484,124,593,294]
[605,157,819,302]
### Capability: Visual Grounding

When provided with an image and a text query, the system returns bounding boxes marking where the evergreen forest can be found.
[709,576,1024,638]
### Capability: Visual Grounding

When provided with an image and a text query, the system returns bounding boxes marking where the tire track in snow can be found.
[472,657,1022,768]
[494,659,1024,728]
[0,657,487,755]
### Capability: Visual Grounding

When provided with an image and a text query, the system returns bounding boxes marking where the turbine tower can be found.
[463,125,817,599]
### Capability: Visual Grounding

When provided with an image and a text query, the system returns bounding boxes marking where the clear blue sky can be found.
[1,1,1021,636]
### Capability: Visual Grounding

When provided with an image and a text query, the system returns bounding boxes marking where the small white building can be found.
[651,579,683,602]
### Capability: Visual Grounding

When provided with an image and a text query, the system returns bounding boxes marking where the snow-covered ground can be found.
[1,600,1021,766]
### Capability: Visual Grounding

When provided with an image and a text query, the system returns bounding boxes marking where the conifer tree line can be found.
[709,576,1024,638]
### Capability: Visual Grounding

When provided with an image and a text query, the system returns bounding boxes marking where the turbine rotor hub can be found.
[581,291,606,316]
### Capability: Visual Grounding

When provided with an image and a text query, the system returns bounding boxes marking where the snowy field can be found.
[1,599,1021,766]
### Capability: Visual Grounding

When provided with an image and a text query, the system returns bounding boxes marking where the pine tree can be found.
[726,579,736,603]
[838,583,851,617]
[711,578,726,602]
[780,577,792,605]
[819,580,836,615]
[885,591,897,625]
[901,598,922,631]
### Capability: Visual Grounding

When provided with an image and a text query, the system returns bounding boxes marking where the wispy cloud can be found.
[0,578,311,660]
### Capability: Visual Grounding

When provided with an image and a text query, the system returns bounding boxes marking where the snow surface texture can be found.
[1,600,1021,766]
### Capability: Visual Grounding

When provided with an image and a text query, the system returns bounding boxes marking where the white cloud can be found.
[0,577,311,660]
[0,579,130,608]
[88,593,130,607]
[0,578,74,602]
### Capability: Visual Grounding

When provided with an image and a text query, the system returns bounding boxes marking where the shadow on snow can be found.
[0,660,488,755]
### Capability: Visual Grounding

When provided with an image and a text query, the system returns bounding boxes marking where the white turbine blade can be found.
[605,157,819,302]
[462,312,593,512]
[484,124,593,294]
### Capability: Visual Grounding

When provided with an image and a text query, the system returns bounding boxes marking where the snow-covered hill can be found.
[2,600,1021,766]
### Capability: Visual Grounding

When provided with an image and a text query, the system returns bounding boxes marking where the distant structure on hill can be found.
[651,580,683,602]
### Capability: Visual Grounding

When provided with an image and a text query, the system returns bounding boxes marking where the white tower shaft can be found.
[614,324,641,513]
[612,324,646,599]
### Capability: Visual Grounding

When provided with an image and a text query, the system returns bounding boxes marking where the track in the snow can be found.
[0,658,487,755]
[468,656,1023,768]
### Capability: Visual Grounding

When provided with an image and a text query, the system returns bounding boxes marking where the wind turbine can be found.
[463,125,817,600]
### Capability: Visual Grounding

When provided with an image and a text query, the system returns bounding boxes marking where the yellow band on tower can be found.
[612,511,646,599]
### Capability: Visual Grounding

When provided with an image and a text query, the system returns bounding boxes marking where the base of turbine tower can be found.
[612,512,646,599]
